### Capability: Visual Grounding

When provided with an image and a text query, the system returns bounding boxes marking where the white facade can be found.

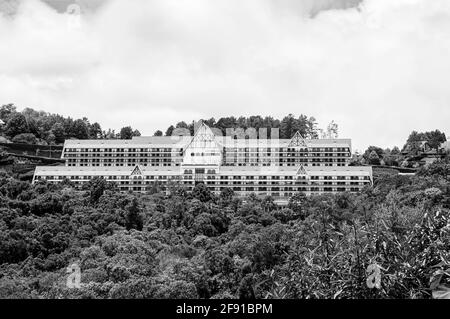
[33,121,373,200]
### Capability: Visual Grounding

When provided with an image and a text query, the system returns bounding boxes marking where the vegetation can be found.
[352,130,447,169]
[1,105,333,144]
[1,104,449,299]
[160,114,337,139]
[0,160,448,299]
[0,104,141,145]
[405,130,447,154]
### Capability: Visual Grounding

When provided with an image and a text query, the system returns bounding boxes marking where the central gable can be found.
[183,122,222,165]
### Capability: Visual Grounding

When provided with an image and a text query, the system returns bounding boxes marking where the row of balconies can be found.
[66,163,178,167]
[39,177,366,190]
[41,181,364,196]
[224,147,350,152]
[224,152,350,157]
[64,148,178,153]
[63,155,349,161]
[38,175,368,181]
[64,147,350,155]
[64,148,350,154]
[36,176,371,187]
[64,154,178,158]
[66,159,174,163]
[62,154,350,161]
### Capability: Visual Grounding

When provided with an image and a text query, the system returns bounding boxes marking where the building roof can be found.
[304,166,373,176]
[34,165,181,176]
[218,138,351,148]
[64,136,191,149]
[62,122,352,149]
[34,164,372,177]
[62,121,353,149]
[63,136,352,149]
[219,165,372,176]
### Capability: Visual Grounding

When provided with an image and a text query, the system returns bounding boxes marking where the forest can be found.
[0,103,449,299]
[0,160,449,299]
[0,104,332,144]
[1,103,447,165]
[0,104,141,145]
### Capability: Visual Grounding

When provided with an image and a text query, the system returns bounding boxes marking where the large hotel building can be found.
[32,122,372,202]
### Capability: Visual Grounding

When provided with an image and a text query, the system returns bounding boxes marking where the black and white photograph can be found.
[0,0,449,312]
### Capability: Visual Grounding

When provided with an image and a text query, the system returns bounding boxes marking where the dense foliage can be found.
[159,114,331,139]
[1,105,329,144]
[0,104,141,145]
[405,130,447,153]
[355,129,447,168]
[0,161,449,299]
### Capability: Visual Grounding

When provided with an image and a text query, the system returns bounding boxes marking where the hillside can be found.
[0,158,448,299]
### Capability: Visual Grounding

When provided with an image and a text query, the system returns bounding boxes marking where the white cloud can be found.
[0,0,449,151]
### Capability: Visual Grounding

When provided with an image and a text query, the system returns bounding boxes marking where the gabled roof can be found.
[184,121,220,151]
[193,121,215,142]
[296,165,307,175]
[288,131,307,148]
[130,165,143,176]
[62,121,352,150]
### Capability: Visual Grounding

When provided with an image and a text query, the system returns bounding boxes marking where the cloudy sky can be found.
[0,0,449,151]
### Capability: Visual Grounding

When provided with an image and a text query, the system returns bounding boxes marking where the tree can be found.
[12,133,37,144]
[176,121,189,129]
[104,129,116,139]
[70,119,89,139]
[305,116,319,139]
[119,126,140,139]
[5,113,29,137]
[288,192,308,219]
[50,123,66,144]
[88,177,108,203]
[280,114,296,139]
[47,133,56,145]
[133,129,141,137]
[192,183,213,202]
[161,114,322,139]
[0,104,17,122]
[426,130,446,152]
[125,198,144,231]
[203,118,217,128]
[238,275,256,299]
[165,125,175,136]
[403,130,447,154]
[382,155,399,167]
[368,150,381,165]
[391,146,401,155]
[89,122,102,139]
[120,126,134,139]
[326,121,339,139]
[220,188,234,203]
[153,130,163,136]
[363,146,384,160]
